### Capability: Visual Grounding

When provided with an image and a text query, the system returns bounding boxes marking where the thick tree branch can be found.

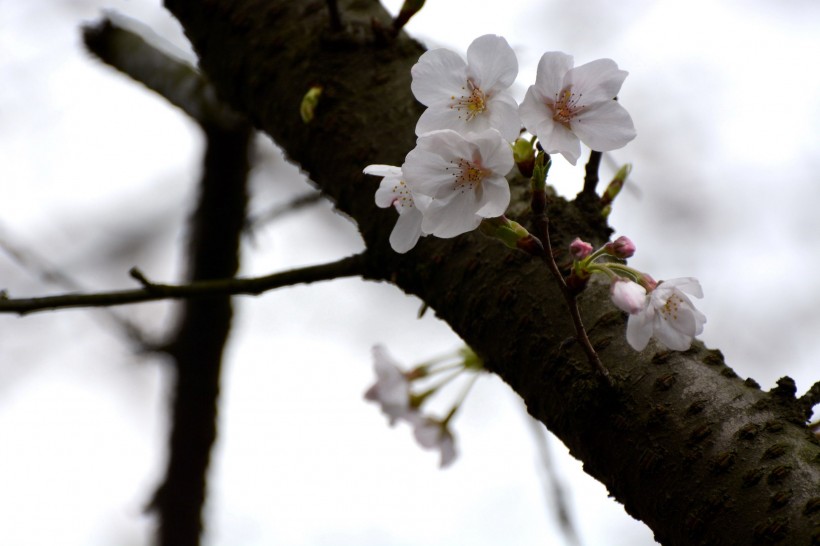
[156,0,820,544]
[0,254,368,315]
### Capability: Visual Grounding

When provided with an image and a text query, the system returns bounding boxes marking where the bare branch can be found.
[82,16,243,128]
[798,380,820,421]
[0,253,368,316]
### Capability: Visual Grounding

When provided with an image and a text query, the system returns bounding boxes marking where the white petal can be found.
[466,34,518,92]
[543,123,582,165]
[422,194,483,238]
[535,52,574,98]
[389,207,424,253]
[626,308,654,351]
[567,58,628,104]
[662,277,704,298]
[519,86,552,136]
[415,99,495,137]
[475,175,510,218]
[364,164,402,178]
[437,432,457,468]
[571,99,636,152]
[486,95,522,143]
[653,316,693,351]
[411,49,468,106]
[472,128,514,174]
[402,144,457,199]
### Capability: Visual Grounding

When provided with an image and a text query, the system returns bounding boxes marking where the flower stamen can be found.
[450,79,487,121]
[552,87,584,127]
[445,158,487,193]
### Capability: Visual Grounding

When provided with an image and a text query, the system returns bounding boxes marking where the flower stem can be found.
[530,155,613,387]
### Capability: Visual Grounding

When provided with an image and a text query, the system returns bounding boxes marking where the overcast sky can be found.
[1,1,819,545]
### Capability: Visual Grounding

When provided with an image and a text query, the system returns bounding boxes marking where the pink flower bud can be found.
[569,237,594,260]
[605,236,636,259]
[610,278,647,315]
[641,273,658,291]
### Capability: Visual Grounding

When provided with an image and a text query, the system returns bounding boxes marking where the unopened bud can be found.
[610,278,646,314]
[569,237,594,260]
[605,236,636,259]
[512,137,536,177]
[600,163,632,211]
[300,86,323,123]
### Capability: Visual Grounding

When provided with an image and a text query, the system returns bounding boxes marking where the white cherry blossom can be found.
[409,415,457,468]
[402,128,513,238]
[364,345,414,425]
[519,51,636,165]
[411,34,521,142]
[365,164,430,253]
[626,277,706,351]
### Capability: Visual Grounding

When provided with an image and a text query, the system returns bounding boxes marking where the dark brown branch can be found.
[326,0,343,31]
[581,150,602,197]
[799,380,820,421]
[149,119,250,546]
[82,17,243,128]
[0,254,368,316]
[156,1,820,543]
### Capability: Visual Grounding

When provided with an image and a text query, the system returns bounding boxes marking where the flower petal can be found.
[422,193,483,238]
[571,99,636,152]
[466,34,518,91]
[389,207,424,253]
[475,176,510,218]
[567,58,628,103]
[535,52,574,98]
[485,96,522,143]
[626,307,654,351]
[543,123,582,165]
[411,49,468,106]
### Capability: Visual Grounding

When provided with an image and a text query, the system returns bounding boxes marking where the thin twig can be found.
[527,416,582,546]
[0,222,151,346]
[245,191,324,232]
[530,168,613,386]
[0,253,369,316]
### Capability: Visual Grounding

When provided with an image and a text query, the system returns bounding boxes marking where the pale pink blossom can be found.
[519,52,636,165]
[402,128,513,238]
[626,277,706,351]
[411,34,521,142]
[364,345,414,425]
[409,415,457,468]
[365,164,431,253]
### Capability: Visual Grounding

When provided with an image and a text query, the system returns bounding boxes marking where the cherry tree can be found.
[1,1,819,545]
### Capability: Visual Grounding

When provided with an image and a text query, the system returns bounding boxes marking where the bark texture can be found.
[162,0,820,544]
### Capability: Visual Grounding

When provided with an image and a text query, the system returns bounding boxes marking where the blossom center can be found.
[660,294,683,321]
[552,87,584,127]
[446,158,487,193]
[450,79,487,121]
[390,180,415,211]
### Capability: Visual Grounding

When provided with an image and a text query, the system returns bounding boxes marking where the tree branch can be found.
[151,0,820,543]
[799,380,820,421]
[0,254,368,315]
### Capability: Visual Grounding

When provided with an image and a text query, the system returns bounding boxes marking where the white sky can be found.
[1,0,819,545]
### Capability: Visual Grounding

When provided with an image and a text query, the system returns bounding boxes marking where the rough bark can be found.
[161,0,820,544]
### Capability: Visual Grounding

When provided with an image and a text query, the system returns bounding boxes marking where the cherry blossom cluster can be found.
[364,345,484,468]
[365,34,636,253]
[570,235,707,351]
